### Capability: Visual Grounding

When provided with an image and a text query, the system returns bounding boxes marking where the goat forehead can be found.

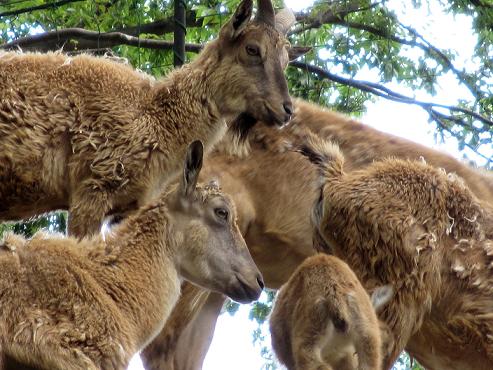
[243,23,284,46]
[206,194,234,209]
[194,191,232,212]
[196,184,222,201]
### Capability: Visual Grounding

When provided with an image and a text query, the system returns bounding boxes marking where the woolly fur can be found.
[303,134,493,370]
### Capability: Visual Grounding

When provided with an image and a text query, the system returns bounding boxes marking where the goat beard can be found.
[227,112,259,144]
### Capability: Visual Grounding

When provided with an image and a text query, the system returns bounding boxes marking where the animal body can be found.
[270,253,393,370]
[0,0,299,237]
[300,133,493,370]
[0,141,263,370]
[141,98,493,370]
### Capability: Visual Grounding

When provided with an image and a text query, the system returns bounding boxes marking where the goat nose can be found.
[283,102,293,116]
[257,275,265,290]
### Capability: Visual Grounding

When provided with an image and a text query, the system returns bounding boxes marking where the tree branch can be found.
[0,28,202,53]
[112,10,200,37]
[430,110,492,165]
[0,0,85,18]
[289,61,493,128]
[289,2,381,36]
[394,20,482,101]
[289,5,483,103]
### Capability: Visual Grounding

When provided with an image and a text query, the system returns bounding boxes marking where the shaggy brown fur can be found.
[301,133,493,370]
[141,98,493,370]
[0,0,301,237]
[270,254,393,370]
[0,142,263,370]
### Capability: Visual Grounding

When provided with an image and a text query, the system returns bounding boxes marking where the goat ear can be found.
[288,46,311,61]
[183,140,204,196]
[370,285,394,312]
[255,0,275,27]
[221,0,253,40]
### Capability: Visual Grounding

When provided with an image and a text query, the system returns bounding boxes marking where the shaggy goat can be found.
[0,0,303,237]
[141,98,493,370]
[270,254,393,370]
[0,141,264,370]
[299,133,493,370]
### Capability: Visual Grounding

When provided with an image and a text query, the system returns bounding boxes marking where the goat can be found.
[0,141,264,370]
[141,98,493,370]
[270,254,393,370]
[299,133,493,370]
[0,0,305,237]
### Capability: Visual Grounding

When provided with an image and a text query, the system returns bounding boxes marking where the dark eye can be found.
[246,44,260,56]
[214,208,229,220]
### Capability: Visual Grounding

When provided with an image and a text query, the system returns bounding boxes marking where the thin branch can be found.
[396,20,481,100]
[0,10,221,50]
[0,28,203,53]
[113,10,200,37]
[430,110,492,165]
[0,0,85,18]
[289,5,483,102]
[289,61,493,127]
[289,2,382,36]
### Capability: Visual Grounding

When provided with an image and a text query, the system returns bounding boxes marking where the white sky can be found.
[130,1,487,369]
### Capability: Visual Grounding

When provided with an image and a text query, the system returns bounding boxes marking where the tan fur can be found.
[302,133,493,370]
[0,0,295,237]
[270,254,392,370]
[142,98,493,370]
[0,142,263,370]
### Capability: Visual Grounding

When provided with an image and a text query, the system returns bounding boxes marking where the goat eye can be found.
[246,45,260,57]
[214,208,229,220]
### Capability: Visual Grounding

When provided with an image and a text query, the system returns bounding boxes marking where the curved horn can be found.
[275,8,296,35]
[255,0,275,27]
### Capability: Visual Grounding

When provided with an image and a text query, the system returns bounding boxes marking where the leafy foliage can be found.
[0,212,67,239]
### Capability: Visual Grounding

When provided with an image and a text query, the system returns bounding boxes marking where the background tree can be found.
[1,0,492,369]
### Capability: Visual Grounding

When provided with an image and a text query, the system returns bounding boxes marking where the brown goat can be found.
[270,254,393,370]
[0,0,303,237]
[300,133,493,370]
[0,141,263,370]
[141,98,493,370]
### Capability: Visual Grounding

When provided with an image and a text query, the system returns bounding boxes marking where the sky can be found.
[129,1,486,369]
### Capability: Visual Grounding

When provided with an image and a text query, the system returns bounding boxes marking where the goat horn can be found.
[275,8,296,35]
[255,0,275,27]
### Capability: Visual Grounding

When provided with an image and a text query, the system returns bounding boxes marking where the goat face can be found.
[215,0,303,131]
[172,140,264,304]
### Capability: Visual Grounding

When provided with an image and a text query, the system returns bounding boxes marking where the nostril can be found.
[257,276,265,290]
[283,102,293,116]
